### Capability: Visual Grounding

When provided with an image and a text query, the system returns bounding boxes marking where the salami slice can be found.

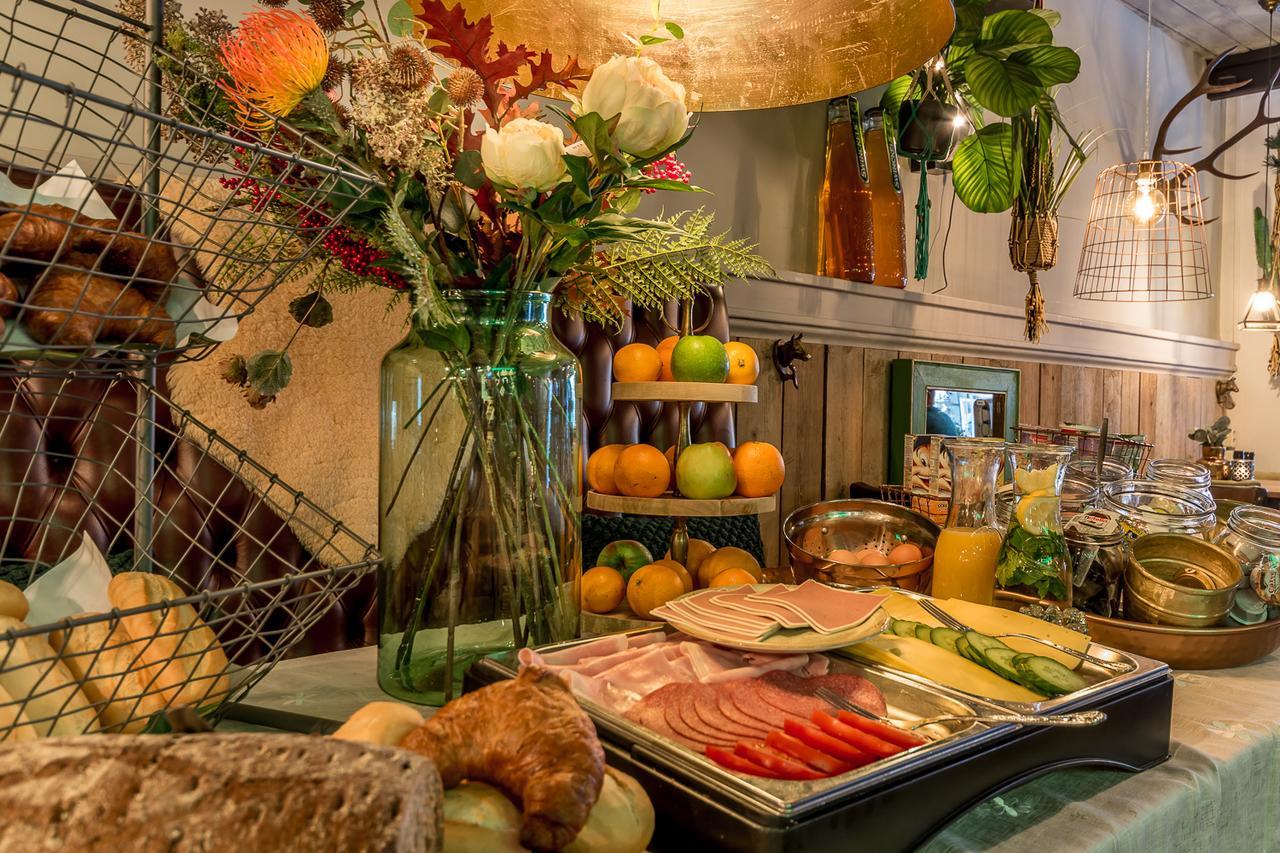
[625,696,699,749]
[761,671,888,717]
[692,685,771,739]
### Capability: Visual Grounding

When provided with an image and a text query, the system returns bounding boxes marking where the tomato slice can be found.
[781,719,875,767]
[734,742,827,780]
[835,710,927,749]
[811,711,902,758]
[705,744,780,777]
[765,731,852,775]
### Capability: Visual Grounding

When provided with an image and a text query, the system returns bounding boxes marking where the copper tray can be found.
[997,591,1280,670]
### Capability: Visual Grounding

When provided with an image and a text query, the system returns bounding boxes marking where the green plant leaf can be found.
[953,122,1018,213]
[573,112,627,174]
[418,323,469,354]
[387,0,414,36]
[1255,207,1273,277]
[639,34,668,46]
[1012,45,1081,86]
[454,150,486,189]
[665,21,684,38]
[246,350,293,397]
[965,54,1044,117]
[880,77,917,127]
[288,292,334,328]
[1027,8,1062,27]
[978,10,1052,57]
[952,0,986,46]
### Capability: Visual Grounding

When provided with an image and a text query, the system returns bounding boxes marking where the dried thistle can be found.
[388,43,432,90]
[445,68,485,107]
[321,55,349,92]
[243,388,277,408]
[257,0,289,6]
[188,7,233,44]
[308,0,347,33]
[221,354,249,386]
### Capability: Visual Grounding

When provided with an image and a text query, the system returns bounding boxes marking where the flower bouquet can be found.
[157,0,769,702]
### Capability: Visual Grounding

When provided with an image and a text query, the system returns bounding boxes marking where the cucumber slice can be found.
[955,636,981,664]
[891,619,923,638]
[1008,653,1044,691]
[963,631,1011,668]
[980,646,1025,683]
[929,627,963,655]
[1015,655,1088,696]
[914,624,935,642]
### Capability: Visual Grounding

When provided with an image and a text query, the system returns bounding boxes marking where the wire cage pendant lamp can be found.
[1074,0,1214,303]
[1240,278,1280,330]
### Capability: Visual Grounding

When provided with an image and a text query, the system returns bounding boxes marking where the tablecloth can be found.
[229,647,1280,851]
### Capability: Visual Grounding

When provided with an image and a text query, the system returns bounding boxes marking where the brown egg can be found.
[853,549,890,566]
[888,542,923,565]
[827,548,861,565]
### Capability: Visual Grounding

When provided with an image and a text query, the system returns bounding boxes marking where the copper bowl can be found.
[997,590,1280,670]
[783,499,939,590]
[1124,533,1242,628]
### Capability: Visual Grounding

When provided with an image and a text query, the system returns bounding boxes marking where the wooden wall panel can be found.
[1039,364,1062,426]
[779,347,827,560]
[734,337,784,565]
[860,349,896,487]
[823,345,864,500]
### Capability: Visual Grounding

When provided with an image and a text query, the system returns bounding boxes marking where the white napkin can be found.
[22,532,114,625]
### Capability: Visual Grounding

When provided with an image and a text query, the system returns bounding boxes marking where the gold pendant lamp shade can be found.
[1073,160,1214,302]
[439,0,956,111]
[1240,280,1280,330]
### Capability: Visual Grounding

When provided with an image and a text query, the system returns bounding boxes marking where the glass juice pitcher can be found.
[932,440,1006,604]
[996,444,1075,606]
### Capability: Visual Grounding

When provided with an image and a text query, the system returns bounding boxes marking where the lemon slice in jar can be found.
[1013,463,1060,495]
[1015,488,1059,535]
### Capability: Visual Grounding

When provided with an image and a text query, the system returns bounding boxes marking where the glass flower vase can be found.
[377,290,582,705]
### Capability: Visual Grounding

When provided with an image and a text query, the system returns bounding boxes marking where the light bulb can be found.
[952,113,967,129]
[1124,177,1167,227]
[1248,288,1277,314]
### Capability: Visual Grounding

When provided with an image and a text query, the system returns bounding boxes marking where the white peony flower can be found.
[580,55,689,158]
[480,118,567,192]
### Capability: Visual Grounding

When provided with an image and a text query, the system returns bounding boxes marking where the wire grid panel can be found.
[0,368,379,738]
[1015,425,1153,475]
[0,0,376,365]
[1074,160,1213,302]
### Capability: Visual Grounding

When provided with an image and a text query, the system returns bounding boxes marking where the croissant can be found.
[0,270,15,319]
[0,203,179,301]
[400,666,606,851]
[24,261,175,347]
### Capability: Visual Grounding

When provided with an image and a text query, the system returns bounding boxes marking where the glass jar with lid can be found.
[1146,458,1214,502]
[1102,478,1217,540]
[1065,508,1129,617]
[1213,505,1280,604]
[1066,456,1132,485]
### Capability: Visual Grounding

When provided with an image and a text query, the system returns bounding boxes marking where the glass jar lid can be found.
[1146,458,1212,491]
[1102,477,1216,523]
[1065,507,1124,547]
[1067,456,1132,483]
[1227,505,1280,549]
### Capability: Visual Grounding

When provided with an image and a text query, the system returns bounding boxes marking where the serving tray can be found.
[467,629,1173,852]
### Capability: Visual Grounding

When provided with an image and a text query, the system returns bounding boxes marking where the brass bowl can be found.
[783,499,939,590]
[997,590,1280,670]
[1124,533,1242,628]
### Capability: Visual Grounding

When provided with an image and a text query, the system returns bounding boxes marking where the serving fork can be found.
[813,686,1107,731]
[915,598,1132,675]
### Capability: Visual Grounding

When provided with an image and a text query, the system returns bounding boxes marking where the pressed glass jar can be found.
[1065,508,1129,616]
[1145,459,1214,502]
[378,291,582,705]
[1214,505,1280,604]
[1066,456,1132,485]
[1102,478,1216,540]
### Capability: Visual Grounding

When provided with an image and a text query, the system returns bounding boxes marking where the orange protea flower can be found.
[219,9,329,130]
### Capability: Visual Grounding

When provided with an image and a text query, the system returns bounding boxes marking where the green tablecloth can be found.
[230,647,1280,851]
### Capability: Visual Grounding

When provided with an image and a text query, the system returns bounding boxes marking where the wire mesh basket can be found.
[1015,424,1153,475]
[0,367,378,739]
[0,0,375,366]
[879,484,950,527]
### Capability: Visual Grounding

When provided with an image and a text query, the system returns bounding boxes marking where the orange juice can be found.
[931,527,1003,605]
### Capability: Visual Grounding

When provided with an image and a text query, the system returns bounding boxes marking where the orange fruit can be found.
[586,444,626,495]
[613,444,671,497]
[697,546,763,588]
[626,564,686,618]
[664,445,677,480]
[709,568,758,589]
[581,566,625,613]
[613,343,662,382]
[724,341,760,385]
[732,441,785,498]
[666,538,715,576]
[655,336,678,381]
[653,558,694,593]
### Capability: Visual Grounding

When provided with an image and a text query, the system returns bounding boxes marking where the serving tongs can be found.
[814,687,1106,731]
[917,598,1133,675]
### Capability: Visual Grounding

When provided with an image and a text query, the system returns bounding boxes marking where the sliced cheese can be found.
[870,589,1089,670]
[842,634,1043,703]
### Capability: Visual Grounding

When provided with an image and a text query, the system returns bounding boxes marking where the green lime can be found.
[670,335,729,383]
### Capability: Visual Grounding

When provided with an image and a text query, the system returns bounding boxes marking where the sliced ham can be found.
[701,652,812,684]
[595,646,696,696]
[538,631,664,665]
[680,641,744,681]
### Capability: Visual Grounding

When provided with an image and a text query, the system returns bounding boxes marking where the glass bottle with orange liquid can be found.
[862,108,907,289]
[817,96,875,283]
[931,440,1006,604]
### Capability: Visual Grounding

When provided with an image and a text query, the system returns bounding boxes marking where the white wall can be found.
[1213,98,1280,477]
[651,0,1228,342]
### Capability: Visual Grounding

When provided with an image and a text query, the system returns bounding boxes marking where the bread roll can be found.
[49,613,169,733]
[0,734,443,852]
[333,700,425,746]
[0,581,27,621]
[107,572,229,710]
[0,616,99,737]
[0,679,39,743]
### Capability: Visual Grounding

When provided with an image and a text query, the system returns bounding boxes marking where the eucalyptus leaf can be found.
[965,54,1044,117]
[953,122,1019,213]
[387,0,414,36]
[665,22,684,38]
[246,350,293,397]
[1011,45,1081,86]
[288,292,334,328]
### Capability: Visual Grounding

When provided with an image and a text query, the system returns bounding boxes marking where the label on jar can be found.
[1065,508,1121,540]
